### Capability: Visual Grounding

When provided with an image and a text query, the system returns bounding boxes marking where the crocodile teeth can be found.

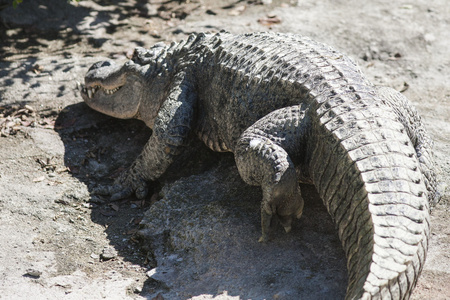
[83,86,98,99]
[83,85,121,98]
[102,88,119,95]
[103,87,120,95]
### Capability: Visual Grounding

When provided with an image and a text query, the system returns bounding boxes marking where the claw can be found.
[92,185,112,196]
[260,209,272,243]
[258,234,268,243]
[110,187,133,201]
[135,186,148,199]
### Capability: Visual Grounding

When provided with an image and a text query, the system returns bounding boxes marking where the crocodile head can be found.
[81,60,146,119]
[81,45,171,128]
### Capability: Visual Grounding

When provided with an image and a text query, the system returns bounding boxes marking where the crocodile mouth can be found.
[82,85,123,99]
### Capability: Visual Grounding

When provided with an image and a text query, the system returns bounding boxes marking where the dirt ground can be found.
[0,0,449,299]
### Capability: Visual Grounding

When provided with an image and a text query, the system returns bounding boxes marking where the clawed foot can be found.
[258,187,304,243]
[92,169,149,201]
[258,217,293,242]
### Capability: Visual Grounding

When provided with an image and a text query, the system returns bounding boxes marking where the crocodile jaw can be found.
[81,60,141,119]
[82,85,122,99]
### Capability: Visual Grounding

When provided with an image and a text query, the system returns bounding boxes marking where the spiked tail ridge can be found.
[307,89,430,299]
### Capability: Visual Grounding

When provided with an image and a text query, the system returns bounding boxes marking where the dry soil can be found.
[0,0,449,299]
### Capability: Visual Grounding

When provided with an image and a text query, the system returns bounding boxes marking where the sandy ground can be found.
[0,0,449,299]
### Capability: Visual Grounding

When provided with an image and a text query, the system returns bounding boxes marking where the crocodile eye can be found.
[100,61,112,67]
[96,61,113,68]
[88,60,113,71]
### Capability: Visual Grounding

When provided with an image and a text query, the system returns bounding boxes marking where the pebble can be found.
[25,268,42,278]
[90,253,100,260]
[100,246,118,261]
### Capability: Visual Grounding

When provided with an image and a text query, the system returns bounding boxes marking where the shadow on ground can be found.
[0,0,160,60]
[54,102,348,299]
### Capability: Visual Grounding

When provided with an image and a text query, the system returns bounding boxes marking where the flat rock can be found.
[138,160,348,299]
[101,246,118,261]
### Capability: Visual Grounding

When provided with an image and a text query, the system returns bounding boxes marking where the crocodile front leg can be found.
[110,72,197,200]
[234,105,310,242]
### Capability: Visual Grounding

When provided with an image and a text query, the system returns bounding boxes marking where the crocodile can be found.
[81,31,440,299]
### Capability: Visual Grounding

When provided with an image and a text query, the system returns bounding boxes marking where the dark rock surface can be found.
[138,161,347,299]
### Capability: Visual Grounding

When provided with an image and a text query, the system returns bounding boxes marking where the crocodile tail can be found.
[308,91,430,299]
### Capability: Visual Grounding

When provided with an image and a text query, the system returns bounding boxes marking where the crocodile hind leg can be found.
[236,136,303,242]
[234,104,310,242]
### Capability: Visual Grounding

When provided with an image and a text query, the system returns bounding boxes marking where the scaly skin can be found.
[81,32,440,299]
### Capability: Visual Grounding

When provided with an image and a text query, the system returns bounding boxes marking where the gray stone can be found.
[138,162,348,299]
[100,246,118,261]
